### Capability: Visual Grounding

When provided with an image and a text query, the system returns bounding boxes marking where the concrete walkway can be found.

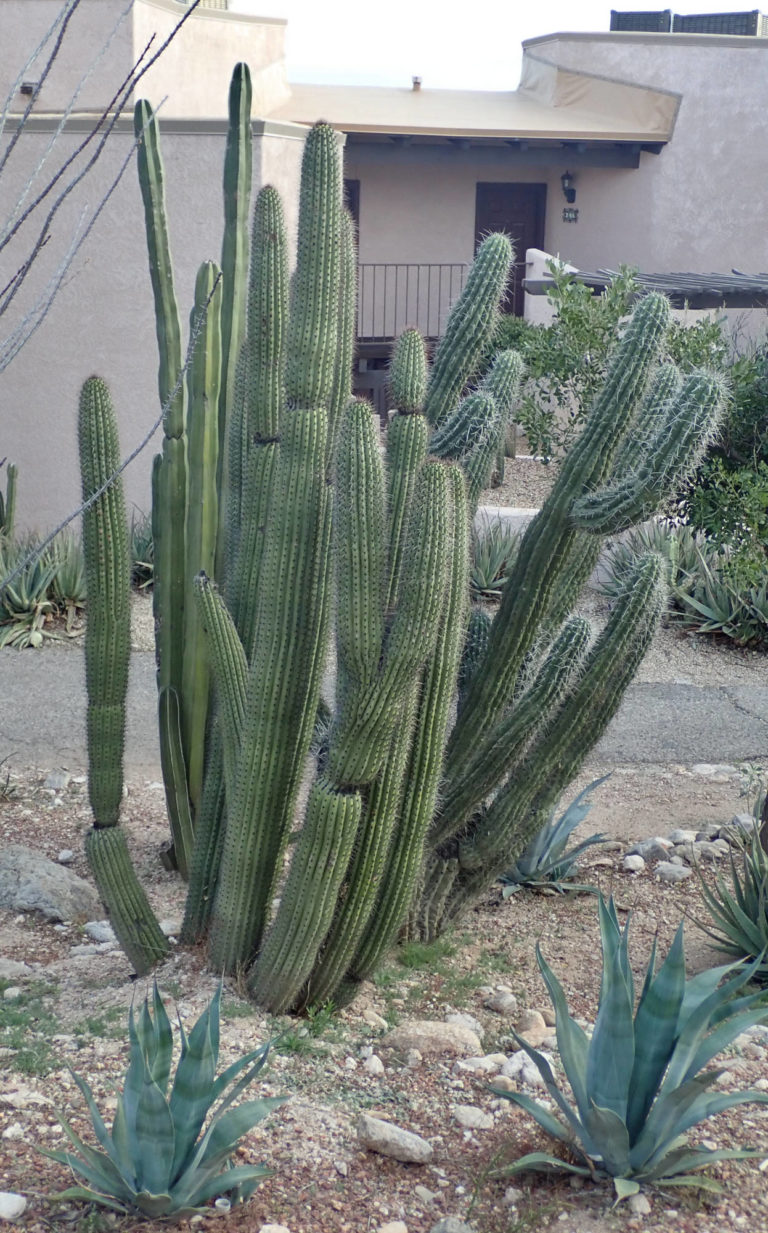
[0,644,766,778]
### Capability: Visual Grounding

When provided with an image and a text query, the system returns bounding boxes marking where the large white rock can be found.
[0,846,100,922]
[382,1020,481,1056]
[356,1113,433,1163]
[0,1193,27,1222]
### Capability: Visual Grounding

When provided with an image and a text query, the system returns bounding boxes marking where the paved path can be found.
[0,646,766,778]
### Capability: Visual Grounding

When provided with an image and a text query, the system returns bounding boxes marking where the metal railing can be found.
[357,263,469,340]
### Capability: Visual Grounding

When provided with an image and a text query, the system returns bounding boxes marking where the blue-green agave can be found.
[40,983,286,1218]
[695,828,768,982]
[492,896,768,1201]
[499,774,609,895]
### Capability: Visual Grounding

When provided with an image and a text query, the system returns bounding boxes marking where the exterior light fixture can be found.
[561,170,576,203]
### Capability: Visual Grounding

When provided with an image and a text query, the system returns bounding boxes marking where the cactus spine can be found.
[106,67,727,1003]
[78,377,168,974]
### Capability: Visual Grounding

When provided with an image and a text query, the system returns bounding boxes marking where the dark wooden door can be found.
[475,183,547,316]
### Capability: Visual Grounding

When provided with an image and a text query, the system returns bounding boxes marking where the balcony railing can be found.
[357,263,469,341]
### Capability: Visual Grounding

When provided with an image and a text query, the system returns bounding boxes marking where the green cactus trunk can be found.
[78,377,168,975]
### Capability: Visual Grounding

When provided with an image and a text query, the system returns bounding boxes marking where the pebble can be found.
[414,1184,438,1205]
[452,1053,506,1075]
[627,837,671,861]
[405,1048,423,1068]
[57,850,74,864]
[445,1011,484,1037]
[378,1223,408,1233]
[333,1158,348,1176]
[691,763,737,777]
[84,920,117,944]
[668,828,698,844]
[0,1193,27,1222]
[628,1193,651,1216]
[484,991,518,1016]
[0,1125,25,1141]
[363,1053,385,1075]
[2,988,22,1001]
[623,854,645,873]
[429,1219,475,1233]
[363,1008,389,1031]
[258,1226,291,1233]
[655,861,693,883]
[356,1113,434,1164]
[451,1104,494,1130]
[515,1009,549,1048]
[43,771,70,792]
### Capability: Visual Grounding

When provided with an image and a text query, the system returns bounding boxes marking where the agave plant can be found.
[0,535,57,648]
[48,532,87,632]
[40,983,286,1219]
[695,830,768,982]
[130,510,154,590]
[470,516,521,600]
[491,896,768,1201]
[499,775,609,896]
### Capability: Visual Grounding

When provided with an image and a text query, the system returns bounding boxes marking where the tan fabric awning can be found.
[265,53,680,143]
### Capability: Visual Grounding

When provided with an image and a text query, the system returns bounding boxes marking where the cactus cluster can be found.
[85,64,726,1006]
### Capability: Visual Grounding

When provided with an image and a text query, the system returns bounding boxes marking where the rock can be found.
[484,991,518,1016]
[43,770,70,792]
[0,845,100,922]
[724,813,757,837]
[452,1104,494,1130]
[159,918,183,938]
[2,988,22,1001]
[668,828,697,844]
[57,849,74,865]
[333,1158,348,1177]
[429,1219,475,1233]
[363,1053,385,1075]
[84,920,116,944]
[623,854,645,873]
[379,1224,408,1233]
[356,1113,433,1164]
[382,1020,482,1056]
[405,1049,423,1068]
[0,960,33,981]
[414,1184,438,1205]
[503,1186,524,1207]
[691,763,737,777]
[363,1008,389,1031]
[0,1194,26,1222]
[628,1193,651,1216]
[627,837,671,861]
[0,1125,25,1141]
[676,841,724,864]
[258,1226,291,1233]
[655,861,693,883]
[445,1011,484,1037]
[453,1053,506,1075]
[515,1009,548,1048]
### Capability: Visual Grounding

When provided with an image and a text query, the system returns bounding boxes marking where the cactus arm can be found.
[192,573,247,792]
[248,779,362,1012]
[423,233,513,427]
[457,605,491,713]
[430,391,496,461]
[389,326,427,412]
[216,62,253,583]
[78,376,168,973]
[1,462,17,536]
[181,262,222,818]
[448,293,671,766]
[207,124,341,972]
[571,370,726,534]
[335,398,386,694]
[431,615,591,848]
[347,463,469,983]
[328,209,357,462]
[180,738,225,944]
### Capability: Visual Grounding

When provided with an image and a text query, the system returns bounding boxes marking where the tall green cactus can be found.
[78,377,168,975]
[95,65,727,1006]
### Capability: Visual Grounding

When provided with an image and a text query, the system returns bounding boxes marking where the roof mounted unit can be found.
[610,10,672,30]
[672,10,768,34]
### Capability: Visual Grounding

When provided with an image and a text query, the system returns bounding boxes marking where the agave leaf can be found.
[492,1150,594,1179]
[586,900,634,1121]
[612,1176,640,1202]
[582,1102,631,1178]
[168,989,221,1177]
[665,958,766,1091]
[147,981,175,1094]
[536,945,590,1125]
[643,1145,764,1183]
[668,997,768,1093]
[656,1173,724,1192]
[209,1039,271,1105]
[44,1184,129,1213]
[626,924,686,1141]
[503,1030,598,1155]
[133,1062,176,1196]
[68,1069,135,1186]
[181,1044,279,1180]
[180,1162,273,1208]
[132,1190,174,1218]
[38,1137,132,1203]
[196,1097,288,1169]
[632,1074,768,1173]
[489,1086,578,1149]
[677,957,748,1024]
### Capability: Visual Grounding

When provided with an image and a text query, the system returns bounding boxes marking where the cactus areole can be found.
[123,68,727,1011]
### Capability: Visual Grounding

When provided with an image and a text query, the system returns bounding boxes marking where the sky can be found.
[245,1,752,90]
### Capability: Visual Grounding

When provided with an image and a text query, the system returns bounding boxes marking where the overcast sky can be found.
[244,1,752,90]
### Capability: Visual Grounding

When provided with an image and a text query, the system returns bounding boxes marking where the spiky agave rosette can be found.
[39,983,286,1218]
[490,896,768,1201]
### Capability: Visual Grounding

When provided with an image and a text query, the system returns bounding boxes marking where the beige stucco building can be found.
[2,2,768,529]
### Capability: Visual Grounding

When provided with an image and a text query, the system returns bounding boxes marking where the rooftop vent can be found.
[610,9,768,33]
[412,76,422,91]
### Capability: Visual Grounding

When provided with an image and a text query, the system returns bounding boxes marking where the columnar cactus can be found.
[78,377,168,974]
[111,65,727,1008]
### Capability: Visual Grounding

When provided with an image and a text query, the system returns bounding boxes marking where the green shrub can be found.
[491,897,768,1202]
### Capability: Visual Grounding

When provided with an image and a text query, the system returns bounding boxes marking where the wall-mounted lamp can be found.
[561,170,576,204]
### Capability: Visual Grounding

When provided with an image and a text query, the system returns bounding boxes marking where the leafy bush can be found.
[41,983,285,1219]
[492,897,768,1202]
[499,775,608,895]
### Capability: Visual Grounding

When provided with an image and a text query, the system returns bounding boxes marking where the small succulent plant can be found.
[41,983,286,1219]
[491,896,768,1201]
[499,775,608,895]
[695,828,768,982]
